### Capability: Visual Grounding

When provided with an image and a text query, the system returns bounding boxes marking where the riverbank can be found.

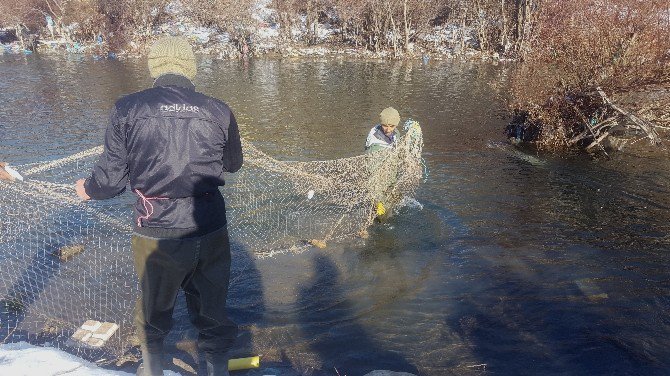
[1,0,501,62]
[0,342,417,376]
[1,33,505,74]
[2,29,497,63]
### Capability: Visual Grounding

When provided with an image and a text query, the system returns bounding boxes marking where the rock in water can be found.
[55,244,84,261]
[364,372,417,376]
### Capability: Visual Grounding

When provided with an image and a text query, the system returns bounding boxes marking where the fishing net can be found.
[0,121,423,358]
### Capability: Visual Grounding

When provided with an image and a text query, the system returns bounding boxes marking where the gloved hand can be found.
[75,179,91,200]
[0,162,15,182]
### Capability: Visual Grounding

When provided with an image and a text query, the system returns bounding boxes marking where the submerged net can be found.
[0,122,423,358]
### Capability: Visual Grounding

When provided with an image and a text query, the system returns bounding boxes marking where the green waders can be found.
[132,226,237,376]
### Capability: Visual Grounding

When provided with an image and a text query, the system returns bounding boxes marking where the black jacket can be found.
[84,74,243,237]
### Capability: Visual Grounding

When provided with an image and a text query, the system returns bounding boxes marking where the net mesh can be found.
[0,121,423,359]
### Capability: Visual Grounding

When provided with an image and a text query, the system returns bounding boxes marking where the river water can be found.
[1,54,669,375]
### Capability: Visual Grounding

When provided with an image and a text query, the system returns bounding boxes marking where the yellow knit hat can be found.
[379,107,400,126]
[147,36,197,80]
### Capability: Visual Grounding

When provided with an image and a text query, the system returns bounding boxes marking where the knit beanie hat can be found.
[379,107,400,126]
[148,36,197,80]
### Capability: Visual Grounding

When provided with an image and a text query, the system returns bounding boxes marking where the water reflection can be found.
[297,253,419,375]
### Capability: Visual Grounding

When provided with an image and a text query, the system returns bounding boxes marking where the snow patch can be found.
[0,342,152,376]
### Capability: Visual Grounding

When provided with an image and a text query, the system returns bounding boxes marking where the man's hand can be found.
[0,162,15,182]
[75,179,91,201]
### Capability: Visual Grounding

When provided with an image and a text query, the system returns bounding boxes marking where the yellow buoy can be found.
[375,201,386,217]
[228,356,260,371]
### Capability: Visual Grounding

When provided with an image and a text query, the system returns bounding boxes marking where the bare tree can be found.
[184,0,255,38]
[0,0,40,49]
[273,0,300,45]
[331,0,367,46]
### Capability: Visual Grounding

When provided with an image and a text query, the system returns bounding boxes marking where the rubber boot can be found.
[136,345,164,376]
[205,353,230,376]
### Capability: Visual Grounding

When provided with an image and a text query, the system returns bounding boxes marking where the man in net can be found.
[364,107,403,218]
[365,107,401,153]
[75,36,242,376]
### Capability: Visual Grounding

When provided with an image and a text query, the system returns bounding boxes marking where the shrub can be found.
[508,0,670,150]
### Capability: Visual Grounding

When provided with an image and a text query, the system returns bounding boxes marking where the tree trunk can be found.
[388,4,398,57]
[306,0,314,44]
[381,4,390,50]
[460,7,468,55]
[514,0,533,54]
[285,12,293,43]
[15,24,25,50]
[403,0,410,54]
[342,19,347,42]
[501,0,508,53]
[373,8,382,52]
[475,0,487,52]
[355,24,360,48]
[308,0,319,45]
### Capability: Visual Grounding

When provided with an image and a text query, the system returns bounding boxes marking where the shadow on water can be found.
[297,253,419,375]
[158,239,265,375]
[445,256,669,375]
[438,146,670,375]
[440,147,670,373]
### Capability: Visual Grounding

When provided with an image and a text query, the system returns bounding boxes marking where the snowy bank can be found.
[0,342,147,376]
[0,343,418,376]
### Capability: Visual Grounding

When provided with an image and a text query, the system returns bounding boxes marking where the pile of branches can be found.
[571,87,670,152]
[509,87,670,155]
[507,0,670,154]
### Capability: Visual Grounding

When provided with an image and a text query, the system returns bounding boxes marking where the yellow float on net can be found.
[375,201,386,217]
[228,356,260,371]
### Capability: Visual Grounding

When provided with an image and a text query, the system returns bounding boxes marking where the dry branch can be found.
[571,103,609,156]
[596,87,661,145]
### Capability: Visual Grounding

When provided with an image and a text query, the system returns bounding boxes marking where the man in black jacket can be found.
[75,36,242,376]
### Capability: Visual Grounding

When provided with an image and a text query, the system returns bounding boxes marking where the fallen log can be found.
[567,117,616,146]
[596,87,661,145]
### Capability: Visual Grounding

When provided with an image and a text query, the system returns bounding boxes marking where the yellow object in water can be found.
[228,356,260,371]
[375,201,386,216]
[308,239,327,249]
